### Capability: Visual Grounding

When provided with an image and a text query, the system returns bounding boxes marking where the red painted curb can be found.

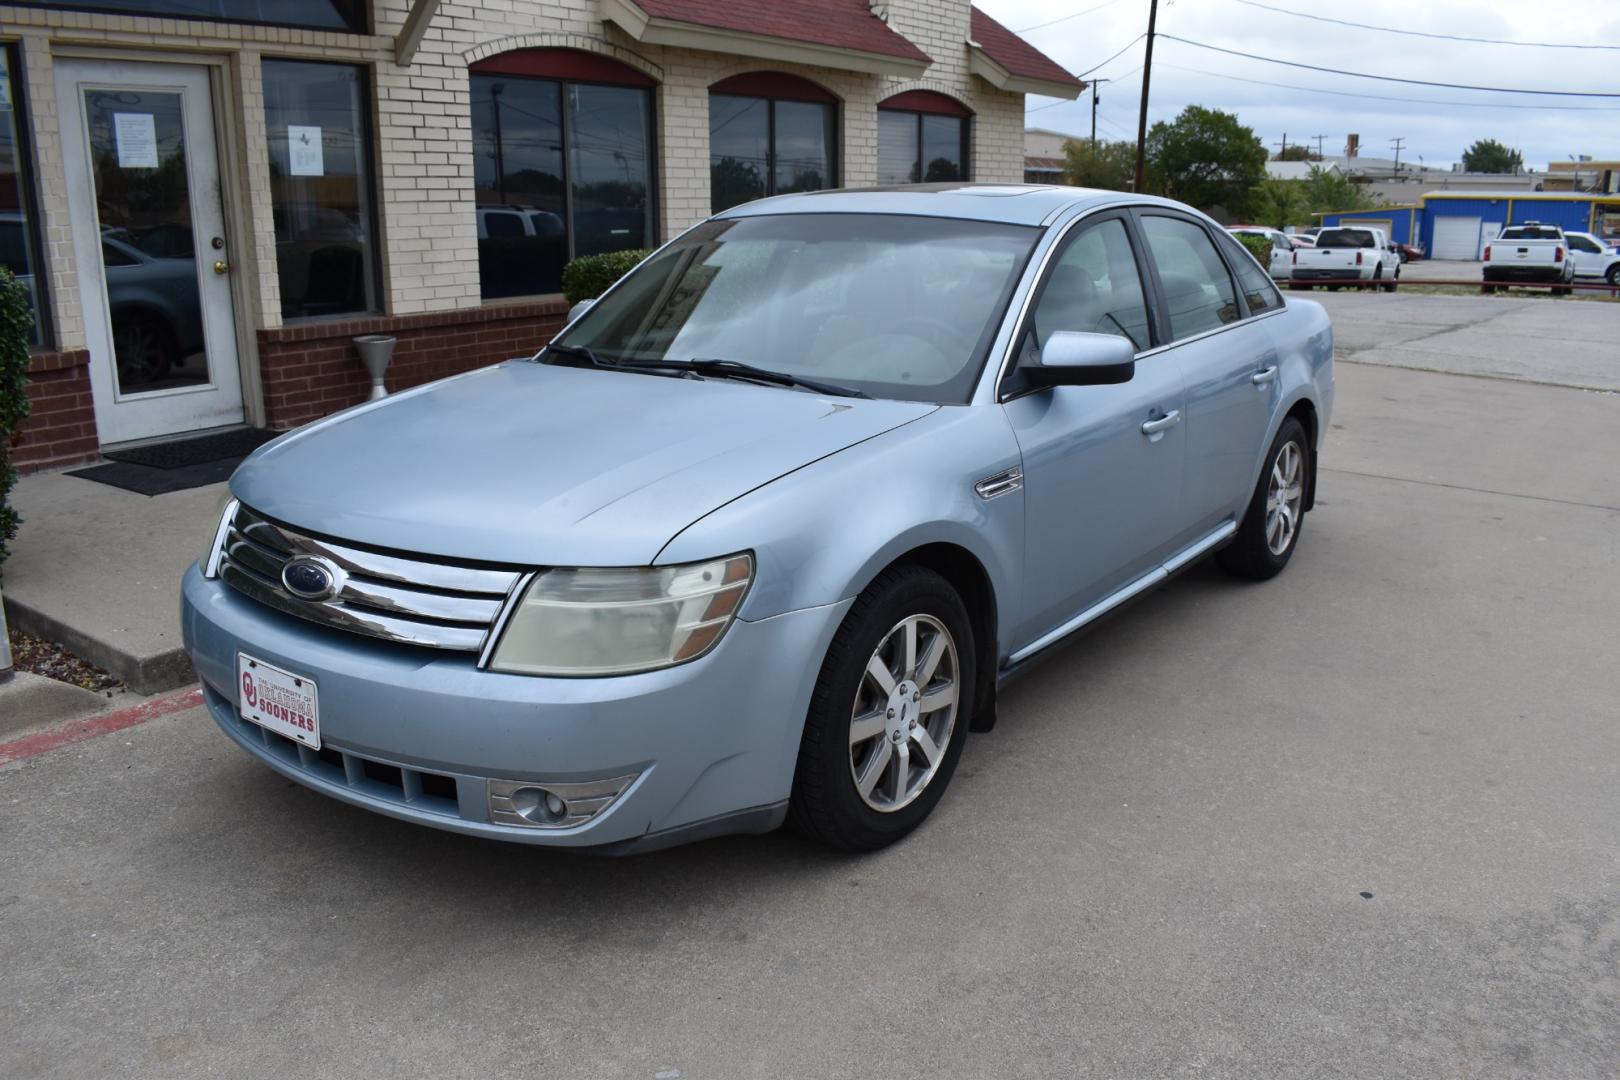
[0,685,204,765]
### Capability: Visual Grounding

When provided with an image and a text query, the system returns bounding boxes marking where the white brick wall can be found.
[1,0,1034,336]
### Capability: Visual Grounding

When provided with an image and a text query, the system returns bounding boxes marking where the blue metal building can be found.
[1321,192,1620,260]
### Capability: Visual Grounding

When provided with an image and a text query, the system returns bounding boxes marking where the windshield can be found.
[1316,229,1377,248]
[554,213,1039,403]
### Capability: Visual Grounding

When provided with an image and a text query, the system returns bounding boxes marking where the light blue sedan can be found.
[183,184,1333,852]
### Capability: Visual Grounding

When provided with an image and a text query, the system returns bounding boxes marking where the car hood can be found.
[231,361,935,566]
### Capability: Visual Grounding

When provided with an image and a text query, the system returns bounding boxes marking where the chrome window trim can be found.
[1132,305,1286,360]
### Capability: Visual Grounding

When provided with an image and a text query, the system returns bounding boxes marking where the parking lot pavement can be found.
[1309,287,1620,390]
[5,334,1618,1080]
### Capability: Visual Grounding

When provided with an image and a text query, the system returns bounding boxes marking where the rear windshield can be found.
[1316,229,1378,248]
[1499,226,1562,241]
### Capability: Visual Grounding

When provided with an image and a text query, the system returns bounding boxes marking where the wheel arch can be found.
[879,541,1000,730]
[1283,396,1319,511]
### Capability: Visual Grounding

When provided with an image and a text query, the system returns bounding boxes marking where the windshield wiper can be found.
[678,358,868,399]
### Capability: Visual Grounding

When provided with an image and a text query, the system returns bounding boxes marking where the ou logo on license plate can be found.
[242,670,258,708]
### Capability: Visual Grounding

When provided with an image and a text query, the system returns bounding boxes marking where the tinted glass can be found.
[921,114,965,182]
[12,0,364,31]
[1030,218,1150,351]
[472,75,564,297]
[0,48,43,344]
[1218,232,1284,315]
[557,214,1037,404]
[709,95,767,211]
[1140,215,1240,340]
[1499,226,1561,241]
[1316,228,1378,248]
[264,60,377,320]
[569,84,652,258]
[1570,235,1601,253]
[877,110,918,184]
[773,101,832,195]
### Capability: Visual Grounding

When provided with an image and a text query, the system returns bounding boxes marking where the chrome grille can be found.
[218,503,525,652]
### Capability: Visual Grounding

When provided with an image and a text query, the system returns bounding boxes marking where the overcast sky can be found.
[978,0,1620,169]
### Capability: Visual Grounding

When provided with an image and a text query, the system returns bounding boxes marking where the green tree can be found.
[1252,178,1312,229]
[1060,138,1136,192]
[1144,105,1268,216]
[1273,145,1321,162]
[1461,138,1524,174]
[1299,166,1379,214]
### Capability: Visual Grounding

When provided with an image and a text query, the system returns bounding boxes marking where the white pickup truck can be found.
[1482,223,1576,295]
[1289,226,1398,292]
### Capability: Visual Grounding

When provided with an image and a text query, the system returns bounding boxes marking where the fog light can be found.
[487,773,638,829]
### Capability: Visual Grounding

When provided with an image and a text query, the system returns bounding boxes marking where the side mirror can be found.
[566,298,595,325]
[1022,331,1136,387]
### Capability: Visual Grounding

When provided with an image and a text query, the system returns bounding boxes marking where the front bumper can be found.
[182,566,850,850]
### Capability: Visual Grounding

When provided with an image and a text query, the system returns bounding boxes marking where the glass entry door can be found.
[56,60,244,445]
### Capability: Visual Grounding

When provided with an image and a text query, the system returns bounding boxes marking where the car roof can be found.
[713,183,1184,228]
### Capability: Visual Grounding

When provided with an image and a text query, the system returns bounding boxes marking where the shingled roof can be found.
[607,0,932,74]
[968,6,1084,97]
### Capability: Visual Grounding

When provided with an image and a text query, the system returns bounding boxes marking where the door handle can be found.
[1251,365,1278,385]
[1140,409,1181,435]
[213,260,230,275]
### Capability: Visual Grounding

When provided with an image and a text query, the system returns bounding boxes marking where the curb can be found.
[0,685,203,765]
[2,594,195,695]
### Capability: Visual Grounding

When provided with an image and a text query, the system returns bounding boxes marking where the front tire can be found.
[1217,417,1309,581]
[788,565,975,851]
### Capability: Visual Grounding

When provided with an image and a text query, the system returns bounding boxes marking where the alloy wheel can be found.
[1265,440,1305,555]
[849,614,959,813]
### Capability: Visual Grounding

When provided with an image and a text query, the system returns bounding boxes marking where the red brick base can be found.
[259,299,570,429]
[14,350,98,472]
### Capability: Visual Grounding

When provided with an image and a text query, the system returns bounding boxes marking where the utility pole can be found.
[1132,0,1160,192]
[1088,79,1109,151]
[1390,136,1406,175]
[1273,133,1289,159]
[1311,134,1327,159]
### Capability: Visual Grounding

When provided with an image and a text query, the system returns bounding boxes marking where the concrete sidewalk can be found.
[2,472,224,693]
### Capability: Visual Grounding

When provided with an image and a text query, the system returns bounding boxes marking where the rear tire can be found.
[1217,417,1309,582]
[1606,266,1620,287]
[788,565,975,851]
[1481,284,1496,295]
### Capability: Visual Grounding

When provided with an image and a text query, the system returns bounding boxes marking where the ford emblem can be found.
[281,556,343,602]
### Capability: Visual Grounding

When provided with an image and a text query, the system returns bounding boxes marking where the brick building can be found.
[0,0,1079,470]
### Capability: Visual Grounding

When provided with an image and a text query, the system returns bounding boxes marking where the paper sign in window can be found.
[288,125,324,177]
[114,113,159,169]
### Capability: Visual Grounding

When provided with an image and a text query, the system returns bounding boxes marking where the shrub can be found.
[0,267,31,571]
[1235,231,1273,267]
[561,248,652,305]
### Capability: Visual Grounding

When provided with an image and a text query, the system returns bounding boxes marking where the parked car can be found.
[1564,231,1620,286]
[1482,223,1576,295]
[1290,226,1398,291]
[1227,226,1293,280]
[183,185,1334,853]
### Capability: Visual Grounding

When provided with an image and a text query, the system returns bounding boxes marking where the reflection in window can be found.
[709,81,835,212]
[8,0,365,33]
[877,106,968,185]
[471,72,652,298]
[1218,232,1284,315]
[1140,215,1241,340]
[263,60,378,320]
[0,46,46,345]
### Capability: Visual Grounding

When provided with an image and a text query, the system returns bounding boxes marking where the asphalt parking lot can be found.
[4,291,1618,1079]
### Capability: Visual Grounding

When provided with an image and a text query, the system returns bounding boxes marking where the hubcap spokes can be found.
[849,614,959,813]
[1265,440,1304,555]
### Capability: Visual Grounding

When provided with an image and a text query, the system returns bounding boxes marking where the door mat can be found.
[67,428,279,496]
[101,427,278,469]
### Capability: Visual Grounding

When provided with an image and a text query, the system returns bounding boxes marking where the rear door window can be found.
[1139,215,1240,341]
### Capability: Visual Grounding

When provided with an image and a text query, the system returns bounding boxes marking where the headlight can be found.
[488,553,753,676]
[200,494,238,578]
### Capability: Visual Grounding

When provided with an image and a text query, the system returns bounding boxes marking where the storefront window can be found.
[877,92,970,186]
[9,0,365,33]
[709,74,837,213]
[0,46,47,346]
[262,60,379,320]
[471,52,654,299]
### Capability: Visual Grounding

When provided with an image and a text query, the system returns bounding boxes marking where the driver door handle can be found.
[1252,365,1278,385]
[1141,409,1181,435]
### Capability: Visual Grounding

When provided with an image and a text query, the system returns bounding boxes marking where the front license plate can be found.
[237,653,320,749]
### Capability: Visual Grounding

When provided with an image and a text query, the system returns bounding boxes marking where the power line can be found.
[1229,0,1620,50]
[1080,33,1146,76]
[1157,33,1620,97]
[1156,61,1620,111]
[1016,0,1132,34]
